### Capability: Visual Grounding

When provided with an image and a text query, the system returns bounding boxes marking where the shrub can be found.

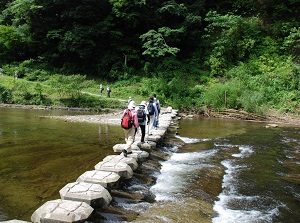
[201,80,242,110]
[0,84,12,103]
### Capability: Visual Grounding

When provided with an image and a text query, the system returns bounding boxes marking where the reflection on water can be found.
[0,107,123,221]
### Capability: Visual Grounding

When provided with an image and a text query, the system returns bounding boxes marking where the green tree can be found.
[204,11,262,76]
[140,27,182,58]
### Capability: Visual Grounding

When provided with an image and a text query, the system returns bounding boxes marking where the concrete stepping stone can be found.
[147,134,161,142]
[31,199,93,223]
[113,143,140,153]
[136,141,156,152]
[1,220,30,223]
[59,182,112,208]
[127,150,150,161]
[94,160,133,179]
[76,170,120,188]
[151,129,167,136]
[103,155,138,170]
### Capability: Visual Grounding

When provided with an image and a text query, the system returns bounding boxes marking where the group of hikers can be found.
[98,82,171,157]
[99,84,111,97]
[120,94,170,157]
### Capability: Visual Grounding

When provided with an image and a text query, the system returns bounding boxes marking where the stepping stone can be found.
[113,144,140,153]
[136,141,156,152]
[151,129,167,137]
[59,182,112,208]
[1,220,30,223]
[127,150,150,162]
[94,161,133,179]
[76,170,120,188]
[31,199,93,223]
[103,155,138,170]
[147,134,161,142]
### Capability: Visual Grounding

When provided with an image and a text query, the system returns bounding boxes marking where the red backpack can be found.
[121,109,134,129]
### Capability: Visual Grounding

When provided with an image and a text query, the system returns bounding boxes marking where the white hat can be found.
[139,101,147,107]
[128,101,136,109]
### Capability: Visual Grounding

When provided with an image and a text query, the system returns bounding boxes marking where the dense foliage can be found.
[0,0,299,113]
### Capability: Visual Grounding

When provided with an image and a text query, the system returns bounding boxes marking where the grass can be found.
[0,75,153,110]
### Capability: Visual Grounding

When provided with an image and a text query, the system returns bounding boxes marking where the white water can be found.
[175,135,212,143]
[151,137,217,201]
[212,145,280,223]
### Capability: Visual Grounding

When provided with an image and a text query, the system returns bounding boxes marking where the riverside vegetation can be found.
[0,1,299,116]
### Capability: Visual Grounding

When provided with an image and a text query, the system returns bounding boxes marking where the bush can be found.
[0,84,12,103]
[201,80,242,110]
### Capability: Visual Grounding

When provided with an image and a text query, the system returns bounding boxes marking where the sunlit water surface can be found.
[1,109,299,223]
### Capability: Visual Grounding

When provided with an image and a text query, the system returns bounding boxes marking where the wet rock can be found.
[150,151,170,161]
[266,123,279,128]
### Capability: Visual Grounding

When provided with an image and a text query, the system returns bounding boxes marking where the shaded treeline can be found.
[0,0,299,112]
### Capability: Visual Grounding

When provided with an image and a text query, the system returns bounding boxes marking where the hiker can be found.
[121,100,139,157]
[152,94,161,114]
[128,97,133,104]
[99,84,104,96]
[14,71,18,79]
[153,94,161,129]
[147,96,158,135]
[107,86,111,97]
[166,105,173,113]
[136,101,148,143]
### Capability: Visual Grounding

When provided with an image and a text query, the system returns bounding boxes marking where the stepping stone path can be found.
[6,109,178,223]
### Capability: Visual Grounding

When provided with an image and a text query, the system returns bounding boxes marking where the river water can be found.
[0,108,299,223]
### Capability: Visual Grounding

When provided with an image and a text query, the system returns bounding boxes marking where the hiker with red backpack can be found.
[121,100,139,157]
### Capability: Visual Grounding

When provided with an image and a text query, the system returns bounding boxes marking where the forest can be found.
[0,0,299,114]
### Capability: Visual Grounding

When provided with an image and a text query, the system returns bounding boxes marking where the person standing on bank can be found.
[107,86,111,97]
[147,96,158,135]
[122,101,139,157]
[137,101,148,143]
[99,84,104,96]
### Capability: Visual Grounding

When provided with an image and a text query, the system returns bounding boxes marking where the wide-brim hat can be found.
[139,101,147,107]
[128,101,136,109]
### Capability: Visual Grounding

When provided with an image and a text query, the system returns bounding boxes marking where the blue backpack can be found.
[147,102,155,115]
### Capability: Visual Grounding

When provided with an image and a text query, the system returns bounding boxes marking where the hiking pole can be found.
[147,116,150,136]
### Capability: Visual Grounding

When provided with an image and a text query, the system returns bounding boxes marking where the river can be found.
[0,108,299,223]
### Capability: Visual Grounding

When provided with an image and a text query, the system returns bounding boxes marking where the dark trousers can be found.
[139,124,146,142]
